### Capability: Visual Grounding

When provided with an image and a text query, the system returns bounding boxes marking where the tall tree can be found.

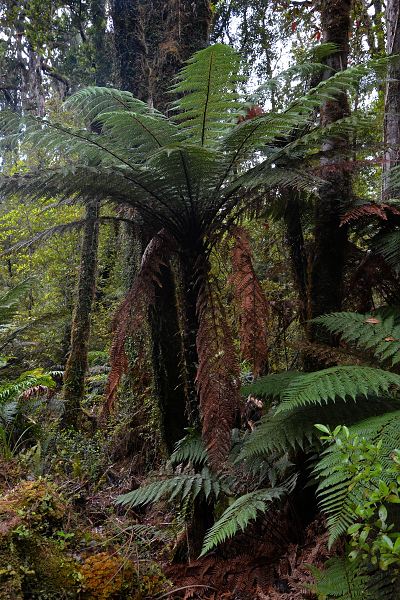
[307,0,352,351]
[61,0,108,427]
[383,0,400,198]
[61,199,100,428]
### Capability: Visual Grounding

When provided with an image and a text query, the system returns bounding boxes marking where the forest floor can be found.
[0,446,330,600]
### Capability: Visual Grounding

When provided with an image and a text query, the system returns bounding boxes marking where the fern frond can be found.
[314,310,400,367]
[374,231,400,272]
[116,466,226,508]
[0,401,17,425]
[95,110,178,161]
[340,202,400,226]
[200,478,295,556]
[222,58,388,161]
[310,558,371,600]
[276,366,400,414]
[241,371,300,401]
[171,43,243,146]
[239,397,400,460]
[0,279,32,327]
[63,86,155,123]
[170,430,208,468]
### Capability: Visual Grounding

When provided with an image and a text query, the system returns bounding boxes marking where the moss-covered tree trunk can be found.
[61,199,100,428]
[306,0,352,357]
[111,0,211,451]
[383,0,400,198]
[61,1,107,427]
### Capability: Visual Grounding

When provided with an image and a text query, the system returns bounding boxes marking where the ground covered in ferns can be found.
[0,444,331,600]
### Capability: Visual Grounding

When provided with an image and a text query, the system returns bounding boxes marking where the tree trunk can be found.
[111,0,211,112]
[61,199,100,428]
[306,0,352,356]
[283,191,308,326]
[61,2,108,427]
[383,0,400,198]
[111,0,211,448]
[91,0,111,87]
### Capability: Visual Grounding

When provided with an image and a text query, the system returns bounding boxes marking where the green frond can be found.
[116,466,227,509]
[314,309,400,367]
[0,370,55,426]
[0,401,17,425]
[374,231,400,272]
[0,279,33,329]
[276,366,400,414]
[171,43,243,146]
[0,110,138,169]
[63,86,155,124]
[239,398,400,460]
[310,558,374,600]
[199,480,293,556]
[222,58,388,161]
[170,430,208,467]
[96,110,178,160]
[241,371,300,401]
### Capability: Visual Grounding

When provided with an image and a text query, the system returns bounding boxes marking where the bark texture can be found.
[307,0,352,351]
[61,200,100,428]
[111,0,211,111]
[283,191,308,326]
[383,0,400,198]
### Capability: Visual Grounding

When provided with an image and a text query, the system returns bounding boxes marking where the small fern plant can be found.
[309,556,398,600]
[116,430,296,556]
[0,369,56,459]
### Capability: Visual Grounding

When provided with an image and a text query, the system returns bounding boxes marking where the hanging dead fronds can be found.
[101,229,176,421]
[196,269,241,470]
[340,202,400,226]
[229,226,269,376]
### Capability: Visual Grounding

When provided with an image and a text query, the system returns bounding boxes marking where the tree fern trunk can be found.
[306,0,351,358]
[61,199,100,428]
[149,263,189,453]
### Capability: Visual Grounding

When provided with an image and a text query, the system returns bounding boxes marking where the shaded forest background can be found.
[0,1,400,599]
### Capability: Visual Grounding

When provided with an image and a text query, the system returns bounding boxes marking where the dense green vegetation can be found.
[0,1,399,599]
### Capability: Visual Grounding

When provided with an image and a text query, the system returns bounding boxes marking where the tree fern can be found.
[0,44,391,470]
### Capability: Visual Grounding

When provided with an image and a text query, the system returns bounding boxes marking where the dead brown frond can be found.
[340,202,400,226]
[101,229,176,421]
[230,226,269,376]
[196,270,240,471]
